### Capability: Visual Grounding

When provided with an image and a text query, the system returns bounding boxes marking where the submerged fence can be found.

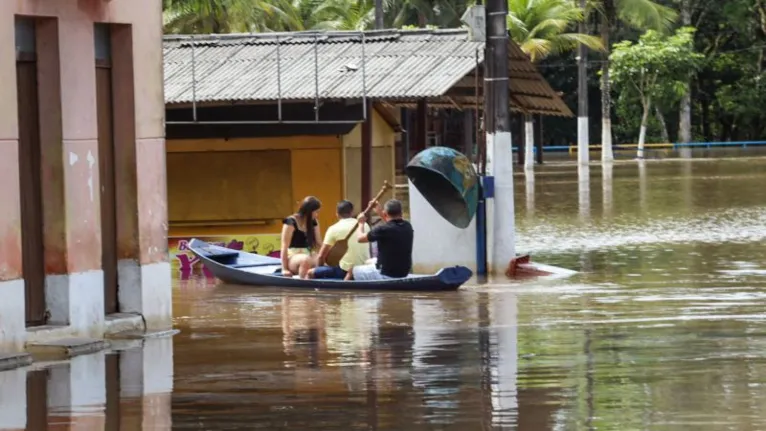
[510,141,766,153]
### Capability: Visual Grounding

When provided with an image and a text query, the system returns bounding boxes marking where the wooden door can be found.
[16,58,47,326]
[97,64,118,314]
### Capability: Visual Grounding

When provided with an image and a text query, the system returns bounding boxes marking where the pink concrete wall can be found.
[0,0,167,282]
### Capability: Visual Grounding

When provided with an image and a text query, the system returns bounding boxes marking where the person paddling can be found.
[310,200,371,279]
[347,199,413,281]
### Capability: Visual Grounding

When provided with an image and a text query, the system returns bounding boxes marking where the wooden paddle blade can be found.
[325,240,349,267]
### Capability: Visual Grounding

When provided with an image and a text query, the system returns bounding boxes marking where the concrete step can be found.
[107,329,180,340]
[27,338,109,361]
[0,353,33,371]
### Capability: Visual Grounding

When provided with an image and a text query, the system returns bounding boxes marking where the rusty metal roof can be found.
[163,28,573,117]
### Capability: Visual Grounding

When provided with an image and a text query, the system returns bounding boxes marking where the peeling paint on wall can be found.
[87,150,95,202]
[69,152,79,166]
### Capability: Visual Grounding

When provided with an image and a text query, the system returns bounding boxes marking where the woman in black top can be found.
[280,196,322,278]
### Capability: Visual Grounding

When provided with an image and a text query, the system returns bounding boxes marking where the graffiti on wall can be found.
[169,235,281,279]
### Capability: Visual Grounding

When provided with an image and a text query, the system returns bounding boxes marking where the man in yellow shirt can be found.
[309,200,371,279]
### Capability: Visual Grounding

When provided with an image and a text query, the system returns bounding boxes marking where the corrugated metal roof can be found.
[163,28,573,117]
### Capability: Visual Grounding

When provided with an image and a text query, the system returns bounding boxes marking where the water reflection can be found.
[4,158,761,430]
[602,162,613,219]
[0,336,174,430]
[524,171,535,219]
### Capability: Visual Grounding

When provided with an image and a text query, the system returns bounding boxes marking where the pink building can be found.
[0,0,171,354]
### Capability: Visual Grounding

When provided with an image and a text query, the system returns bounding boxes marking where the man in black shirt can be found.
[349,199,413,280]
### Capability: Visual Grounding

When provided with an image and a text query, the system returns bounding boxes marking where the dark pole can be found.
[362,101,372,206]
[375,0,384,29]
[485,0,510,137]
[484,0,514,270]
[577,0,589,166]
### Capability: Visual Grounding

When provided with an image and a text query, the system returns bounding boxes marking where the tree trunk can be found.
[638,96,651,159]
[375,0,384,29]
[577,0,590,167]
[655,107,670,143]
[600,5,614,163]
[524,114,534,171]
[678,0,692,143]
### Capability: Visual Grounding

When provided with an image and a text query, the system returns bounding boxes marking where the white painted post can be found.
[524,115,534,171]
[485,132,516,274]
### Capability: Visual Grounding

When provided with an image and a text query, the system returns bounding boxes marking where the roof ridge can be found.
[162,27,471,42]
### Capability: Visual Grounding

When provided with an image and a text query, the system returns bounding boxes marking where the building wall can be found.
[165,136,345,270]
[0,0,168,352]
[343,109,398,212]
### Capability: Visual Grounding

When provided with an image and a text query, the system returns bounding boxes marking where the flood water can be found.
[5,157,766,430]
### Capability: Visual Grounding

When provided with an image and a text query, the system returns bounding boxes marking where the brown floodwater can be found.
[8,157,766,430]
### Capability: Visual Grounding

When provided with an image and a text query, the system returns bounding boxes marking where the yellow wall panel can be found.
[290,148,343,236]
[167,150,293,223]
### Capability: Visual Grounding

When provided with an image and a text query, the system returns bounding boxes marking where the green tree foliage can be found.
[507,0,604,63]
[610,27,702,156]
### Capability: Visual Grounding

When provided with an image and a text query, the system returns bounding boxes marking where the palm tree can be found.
[507,0,603,170]
[587,0,677,163]
[162,0,271,33]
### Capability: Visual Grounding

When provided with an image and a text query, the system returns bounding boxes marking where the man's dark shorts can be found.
[312,265,347,279]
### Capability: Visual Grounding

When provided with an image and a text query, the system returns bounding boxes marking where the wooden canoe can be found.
[188,238,472,291]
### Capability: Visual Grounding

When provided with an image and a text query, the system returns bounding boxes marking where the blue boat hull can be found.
[188,238,472,291]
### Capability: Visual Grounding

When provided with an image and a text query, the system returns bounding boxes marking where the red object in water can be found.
[505,254,554,278]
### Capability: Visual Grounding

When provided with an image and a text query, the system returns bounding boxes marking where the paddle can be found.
[324,181,392,267]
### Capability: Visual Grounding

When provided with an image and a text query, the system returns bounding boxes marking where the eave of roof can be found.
[163,28,573,117]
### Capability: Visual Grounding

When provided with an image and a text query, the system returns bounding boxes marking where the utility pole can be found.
[362,3,383,207]
[577,0,590,168]
[484,0,515,272]
[375,0,384,29]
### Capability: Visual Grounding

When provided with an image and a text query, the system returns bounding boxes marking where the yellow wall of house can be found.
[165,111,397,240]
[342,109,397,212]
[166,136,343,238]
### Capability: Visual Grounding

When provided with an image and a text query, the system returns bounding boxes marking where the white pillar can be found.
[408,180,477,274]
[577,116,590,167]
[602,119,614,163]
[524,116,534,171]
[0,368,27,430]
[486,131,515,274]
[489,292,518,426]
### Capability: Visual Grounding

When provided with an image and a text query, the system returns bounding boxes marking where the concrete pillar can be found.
[408,181,477,274]
[43,17,105,336]
[112,23,172,330]
[485,130,515,274]
[0,10,26,352]
[0,368,27,430]
[47,353,107,430]
[119,337,174,429]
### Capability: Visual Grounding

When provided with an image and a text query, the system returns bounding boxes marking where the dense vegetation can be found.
[163,0,766,146]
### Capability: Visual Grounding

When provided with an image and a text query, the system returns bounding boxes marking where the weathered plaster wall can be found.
[0,0,169,349]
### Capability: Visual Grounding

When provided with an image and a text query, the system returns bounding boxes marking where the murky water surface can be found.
[9,157,766,430]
